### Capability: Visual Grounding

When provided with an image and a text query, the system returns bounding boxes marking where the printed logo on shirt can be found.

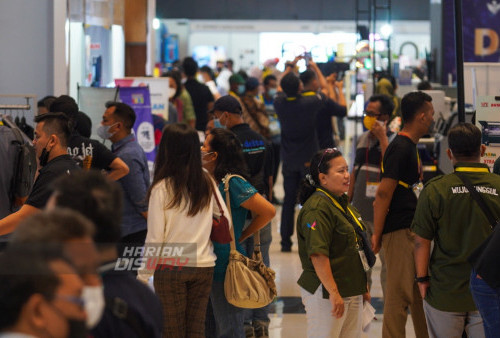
[307,221,317,230]
[451,185,499,196]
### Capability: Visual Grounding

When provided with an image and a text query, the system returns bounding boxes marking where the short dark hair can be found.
[11,208,95,244]
[0,245,69,330]
[280,73,301,97]
[299,70,317,87]
[369,94,395,116]
[106,102,136,130]
[417,81,432,91]
[37,95,56,108]
[263,75,277,86]
[182,57,199,77]
[75,111,92,138]
[401,91,432,123]
[49,95,79,120]
[200,65,215,81]
[34,112,71,147]
[448,123,482,159]
[51,170,123,244]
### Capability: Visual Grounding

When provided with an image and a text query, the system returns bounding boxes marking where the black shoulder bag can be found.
[456,173,500,288]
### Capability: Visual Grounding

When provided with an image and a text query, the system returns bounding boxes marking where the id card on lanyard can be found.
[389,132,424,199]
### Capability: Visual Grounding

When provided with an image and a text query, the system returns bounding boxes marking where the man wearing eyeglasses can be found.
[0,245,88,338]
[348,94,395,299]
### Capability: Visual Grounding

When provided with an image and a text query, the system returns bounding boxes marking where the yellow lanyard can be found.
[316,188,365,231]
[455,167,490,173]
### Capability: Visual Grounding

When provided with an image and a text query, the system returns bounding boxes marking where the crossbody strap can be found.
[223,174,261,252]
[455,173,498,228]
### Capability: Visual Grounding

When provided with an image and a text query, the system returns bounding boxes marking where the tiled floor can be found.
[267,167,417,337]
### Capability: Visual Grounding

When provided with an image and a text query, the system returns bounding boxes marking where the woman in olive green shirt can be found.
[297,149,370,338]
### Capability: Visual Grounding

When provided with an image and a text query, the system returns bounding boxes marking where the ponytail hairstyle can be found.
[298,148,343,205]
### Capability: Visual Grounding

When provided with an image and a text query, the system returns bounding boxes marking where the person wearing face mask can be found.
[348,94,395,301]
[297,148,370,338]
[11,209,105,332]
[0,113,80,237]
[0,245,88,338]
[50,171,163,338]
[139,124,226,337]
[259,75,282,203]
[99,102,150,255]
[164,70,196,127]
[182,57,215,132]
[210,95,275,336]
[49,95,129,180]
[229,73,246,98]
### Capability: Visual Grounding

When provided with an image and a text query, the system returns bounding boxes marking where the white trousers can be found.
[300,286,363,338]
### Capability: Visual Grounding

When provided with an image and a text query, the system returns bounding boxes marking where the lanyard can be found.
[455,167,490,173]
[381,132,423,188]
[316,188,365,231]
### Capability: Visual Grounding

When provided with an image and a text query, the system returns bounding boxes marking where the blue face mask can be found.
[268,88,277,97]
[238,84,245,95]
[213,118,225,129]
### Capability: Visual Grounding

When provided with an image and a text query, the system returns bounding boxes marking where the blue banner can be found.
[443,0,500,83]
[118,87,156,169]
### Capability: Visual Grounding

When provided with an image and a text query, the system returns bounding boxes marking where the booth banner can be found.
[476,96,500,170]
[443,0,500,83]
[118,87,156,171]
[115,77,171,120]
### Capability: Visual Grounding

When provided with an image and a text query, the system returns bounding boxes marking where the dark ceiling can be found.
[157,0,429,21]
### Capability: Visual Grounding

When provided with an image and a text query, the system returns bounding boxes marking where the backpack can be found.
[9,124,37,210]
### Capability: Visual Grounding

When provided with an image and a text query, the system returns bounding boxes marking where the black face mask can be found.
[39,140,51,167]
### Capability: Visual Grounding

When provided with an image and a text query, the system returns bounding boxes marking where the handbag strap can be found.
[223,174,261,252]
[455,172,498,228]
[212,184,225,218]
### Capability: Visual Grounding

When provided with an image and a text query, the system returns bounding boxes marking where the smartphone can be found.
[337,71,345,81]
[304,52,312,66]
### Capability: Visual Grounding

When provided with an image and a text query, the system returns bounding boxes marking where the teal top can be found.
[213,176,257,281]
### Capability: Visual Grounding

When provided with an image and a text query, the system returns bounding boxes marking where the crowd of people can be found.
[0,54,499,338]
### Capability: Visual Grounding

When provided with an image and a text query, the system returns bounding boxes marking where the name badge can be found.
[366,182,379,198]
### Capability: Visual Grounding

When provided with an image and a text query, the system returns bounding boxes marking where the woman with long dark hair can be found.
[202,128,275,338]
[138,123,228,338]
[165,69,196,127]
[297,149,370,338]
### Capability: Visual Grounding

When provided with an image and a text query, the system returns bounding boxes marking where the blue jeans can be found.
[242,222,272,323]
[470,269,500,338]
[205,280,245,338]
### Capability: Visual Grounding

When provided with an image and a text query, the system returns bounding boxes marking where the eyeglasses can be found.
[54,294,85,308]
[318,148,339,170]
[363,110,381,118]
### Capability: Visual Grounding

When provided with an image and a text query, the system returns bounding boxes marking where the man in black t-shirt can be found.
[183,57,215,131]
[49,95,129,181]
[274,72,325,252]
[0,113,80,236]
[372,91,434,338]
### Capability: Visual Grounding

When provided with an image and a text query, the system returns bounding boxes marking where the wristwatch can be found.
[415,275,430,283]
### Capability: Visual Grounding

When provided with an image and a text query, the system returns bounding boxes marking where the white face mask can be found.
[168,87,176,99]
[82,285,105,329]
